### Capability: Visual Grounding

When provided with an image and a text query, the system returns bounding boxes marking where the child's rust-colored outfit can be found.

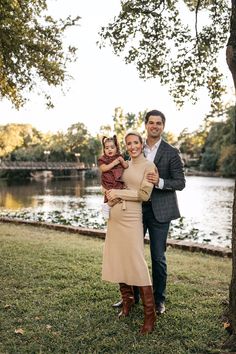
[98,153,125,203]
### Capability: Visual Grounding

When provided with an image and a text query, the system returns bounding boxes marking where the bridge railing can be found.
[0,161,88,170]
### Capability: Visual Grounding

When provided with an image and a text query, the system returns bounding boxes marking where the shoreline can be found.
[0,217,232,258]
[1,169,235,180]
[185,169,226,177]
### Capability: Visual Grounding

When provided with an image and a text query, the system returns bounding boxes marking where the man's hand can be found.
[146,169,159,186]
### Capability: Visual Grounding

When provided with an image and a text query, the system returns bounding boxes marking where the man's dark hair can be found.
[144,110,166,126]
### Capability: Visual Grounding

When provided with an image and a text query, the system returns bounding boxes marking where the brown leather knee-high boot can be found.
[118,283,135,317]
[139,286,156,334]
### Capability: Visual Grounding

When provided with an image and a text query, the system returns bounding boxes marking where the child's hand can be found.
[118,156,125,164]
[113,158,121,166]
[117,156,128,169]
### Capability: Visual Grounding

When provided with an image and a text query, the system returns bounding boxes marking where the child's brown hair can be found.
[102,135,120,154]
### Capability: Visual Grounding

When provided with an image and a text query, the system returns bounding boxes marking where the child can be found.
[98,135,128,219]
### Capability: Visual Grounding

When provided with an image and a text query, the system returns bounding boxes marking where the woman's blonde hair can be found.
[124,131,143,144]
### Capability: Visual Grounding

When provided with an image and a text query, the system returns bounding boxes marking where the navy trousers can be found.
[134,202,170,305]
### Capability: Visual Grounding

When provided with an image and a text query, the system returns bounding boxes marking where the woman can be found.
[102,131,156,334]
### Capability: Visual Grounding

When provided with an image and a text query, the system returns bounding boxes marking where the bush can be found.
[219,145,236,177]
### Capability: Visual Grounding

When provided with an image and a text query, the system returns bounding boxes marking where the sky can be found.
[0,0,234,137]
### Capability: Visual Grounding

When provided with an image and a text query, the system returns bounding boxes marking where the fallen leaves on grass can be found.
[223,321,233,335]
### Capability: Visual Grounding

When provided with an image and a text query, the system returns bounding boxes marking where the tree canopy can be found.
[0,0,79,108]
[201,106,236,175]
[99,0,230,112]
[0,123,42,157]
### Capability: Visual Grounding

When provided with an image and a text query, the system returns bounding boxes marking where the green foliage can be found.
[162,131,178,146]
[65,122,90,154]
[65,123,101,165]
[201,106,236,176]
[83,136,101,165]
[112,107,146,152]
[179,127,208,157]
[98,107,146,154]
[99,124,113,138]
[99,0,230,112]
[184,0,216,8]
[0,223,231,354]
[0,124,42,157]
[201,149,219,171]
[0,121,102,165]
[0,0,79,108]
[0,112,234,175]
[219,145,236,177]
[176,105,235,174]
[47,132,69,161]
[11,145,45,161]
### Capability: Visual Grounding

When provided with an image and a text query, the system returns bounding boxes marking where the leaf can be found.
[52,331,60,336]
[223,321,233,334]
[14,328,24,335]
[4,304,11,309]
[223,321,231,329]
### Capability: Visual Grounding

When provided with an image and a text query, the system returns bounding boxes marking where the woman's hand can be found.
[146,169,159,186]
[106,189,118,201]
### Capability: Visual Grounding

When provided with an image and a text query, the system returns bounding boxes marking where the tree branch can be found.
[195,0,201,61]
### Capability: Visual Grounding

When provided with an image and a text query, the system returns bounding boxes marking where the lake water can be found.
[0,175,234,248]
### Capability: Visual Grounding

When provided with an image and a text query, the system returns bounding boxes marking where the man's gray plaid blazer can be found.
[150,139,185,223]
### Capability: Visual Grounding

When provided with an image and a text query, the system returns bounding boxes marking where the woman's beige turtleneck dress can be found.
[102,154,156,286]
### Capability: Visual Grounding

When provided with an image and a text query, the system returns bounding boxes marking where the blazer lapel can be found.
[154,140,166,165]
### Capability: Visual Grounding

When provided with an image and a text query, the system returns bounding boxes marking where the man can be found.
[113,109,185,314]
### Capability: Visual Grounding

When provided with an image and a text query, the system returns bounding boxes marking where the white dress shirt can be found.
[143,138,164,189]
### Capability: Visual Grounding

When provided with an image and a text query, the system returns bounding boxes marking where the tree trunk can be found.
[224,0,236,349]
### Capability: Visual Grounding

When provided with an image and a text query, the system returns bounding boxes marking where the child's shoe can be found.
[102,203,111,220]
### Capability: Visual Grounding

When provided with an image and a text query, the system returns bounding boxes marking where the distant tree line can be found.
[0,122,100,166]
[0,106,235,178]
[179,106,236,177]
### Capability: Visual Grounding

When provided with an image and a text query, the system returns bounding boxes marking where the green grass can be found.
[0,222,232,354]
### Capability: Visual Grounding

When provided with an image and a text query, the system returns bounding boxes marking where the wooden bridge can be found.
[0,161,89,171]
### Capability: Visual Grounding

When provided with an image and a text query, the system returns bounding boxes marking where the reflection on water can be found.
[181,178,233,227]
[0,177,106,230]
[175,176,234,247]
[0,178,100,209]
[0,176,234,247]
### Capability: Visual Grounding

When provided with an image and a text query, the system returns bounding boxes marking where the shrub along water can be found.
[0,223,231,354]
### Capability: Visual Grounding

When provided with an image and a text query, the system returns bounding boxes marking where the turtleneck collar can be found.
[130,153,146,164]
